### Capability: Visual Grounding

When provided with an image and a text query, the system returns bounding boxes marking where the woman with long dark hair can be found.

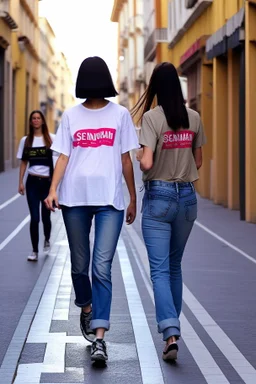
[44,56,139,363]
[17,110,54,261]
[132,62,206,361]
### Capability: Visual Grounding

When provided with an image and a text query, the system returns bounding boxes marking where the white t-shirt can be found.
[17,134,55,177]
[51,102,139,210]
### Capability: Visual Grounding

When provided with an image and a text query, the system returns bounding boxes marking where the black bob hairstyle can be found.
[75,56,118,99]
[131,62,189,131]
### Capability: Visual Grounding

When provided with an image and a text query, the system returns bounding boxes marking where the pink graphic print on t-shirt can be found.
[73,128,116,148]
[162,130,195,150]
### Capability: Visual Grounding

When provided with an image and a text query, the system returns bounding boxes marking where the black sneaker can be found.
[80,311,95,343]
[91,339,108,362]
[162,342,179,361]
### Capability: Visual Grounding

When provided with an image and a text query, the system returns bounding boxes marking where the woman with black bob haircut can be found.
[45,56,139,363]
[75,55,118,99]
[133,62,206,361]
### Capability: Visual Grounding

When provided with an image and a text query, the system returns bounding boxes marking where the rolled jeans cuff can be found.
[91,319,110,331]
[74,299,92,308]
[158,318,181,341]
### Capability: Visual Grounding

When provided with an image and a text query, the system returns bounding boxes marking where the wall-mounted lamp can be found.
[18,40,26,52]
[119,55,125,62]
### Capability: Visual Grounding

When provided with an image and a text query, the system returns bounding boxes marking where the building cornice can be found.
[20,0,38,27]
[0,11,18,30]
[18,35,40,61]
[111,0,126,22]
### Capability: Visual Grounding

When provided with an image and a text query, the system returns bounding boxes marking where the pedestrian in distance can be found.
[44,56,139,363]
[132,62,206,361]
[17,110,55,261]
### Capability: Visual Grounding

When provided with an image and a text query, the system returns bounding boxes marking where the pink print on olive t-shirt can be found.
[73,128,116,148]
[162,130,195,150]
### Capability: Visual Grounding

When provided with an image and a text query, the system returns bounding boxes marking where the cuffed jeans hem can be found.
[162,327,181,341]
[158,318,180,341]
[91,319,110,331]
[74,299,92,308]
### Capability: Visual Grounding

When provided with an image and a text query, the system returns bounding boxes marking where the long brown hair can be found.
[25,110,52,148]
[131,62,189,131]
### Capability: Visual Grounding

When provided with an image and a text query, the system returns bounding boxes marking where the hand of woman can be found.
[44,189,60,212]
[126,202,136,225]
[18,183,25,195]
[136,148,143,162]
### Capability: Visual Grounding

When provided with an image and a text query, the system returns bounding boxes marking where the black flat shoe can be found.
[162,342,178,361]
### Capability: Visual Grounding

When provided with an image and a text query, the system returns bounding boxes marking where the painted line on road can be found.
[183,286,256,383]
[127,223,256,383]
[0,193,20,211]
[125,226,230,384]
[0,215,30,251]
[117,238,165,384]
[195,221,256,265]
[0,212,64,384]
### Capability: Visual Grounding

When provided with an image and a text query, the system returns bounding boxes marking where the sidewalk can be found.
[12,213,147,384]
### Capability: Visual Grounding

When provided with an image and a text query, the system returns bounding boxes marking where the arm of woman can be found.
[18,160,28,195]
[122,152,136,225]
[139,146,154,172]
[193,147,202,170]
[44,154,69,211]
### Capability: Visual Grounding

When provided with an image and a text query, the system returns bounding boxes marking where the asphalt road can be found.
[0,164,256,384]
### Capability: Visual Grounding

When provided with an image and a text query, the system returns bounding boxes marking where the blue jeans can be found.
[141,180,197,341]
[62,205,124,330]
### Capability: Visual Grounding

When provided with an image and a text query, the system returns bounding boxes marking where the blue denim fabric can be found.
[62,205,124,330]
[141,181,197,340]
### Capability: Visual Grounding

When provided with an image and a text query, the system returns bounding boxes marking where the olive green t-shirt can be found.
[139,106,206,182]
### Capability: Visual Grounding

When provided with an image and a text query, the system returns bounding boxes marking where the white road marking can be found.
[183,286,256,384]
[125,224,256,383]
[117,238,165,384]
[195,220,256,264]
[52,257,72,321]
[0,213,64,384]
[0,193,20,211]
[127,237,230,384]
[0,215,30,251]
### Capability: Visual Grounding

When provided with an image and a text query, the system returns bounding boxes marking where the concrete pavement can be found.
[0,166,256,383]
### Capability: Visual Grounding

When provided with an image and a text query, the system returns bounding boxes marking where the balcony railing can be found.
[144,29,168,62]
[168,0,213,48]
[144,31,156,62]
[155,28,168,42]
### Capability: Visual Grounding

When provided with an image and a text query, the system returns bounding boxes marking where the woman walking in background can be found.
[132,62,206,361]
[45,56,139,363]
[17,110,54,261]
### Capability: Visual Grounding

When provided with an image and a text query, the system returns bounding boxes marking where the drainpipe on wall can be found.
[239,41,245,221]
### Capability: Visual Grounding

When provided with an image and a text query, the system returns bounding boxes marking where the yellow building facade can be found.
[39,18,74,134]
[167,0,256,223]
[12,0,40,166]
[55,51,75,130]
[111,0,144,109]
[0,1,74,172]
[39,17,57,134]
[0,0,18,171]
[111,0,171,109]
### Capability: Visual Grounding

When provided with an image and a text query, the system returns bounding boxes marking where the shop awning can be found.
[226,7,245,50]
[206,25,227,60]
[206,7,244,59]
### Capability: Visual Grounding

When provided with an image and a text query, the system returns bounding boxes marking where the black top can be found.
[22,146,54,178]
